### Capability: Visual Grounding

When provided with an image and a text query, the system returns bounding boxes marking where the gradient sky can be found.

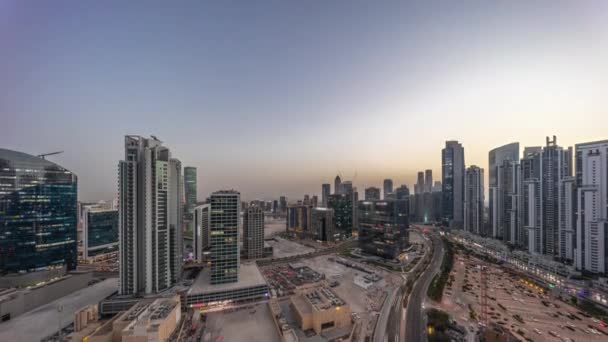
[1,1,607,202]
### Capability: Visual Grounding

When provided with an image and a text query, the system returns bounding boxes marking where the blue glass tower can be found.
[0,149,78,275]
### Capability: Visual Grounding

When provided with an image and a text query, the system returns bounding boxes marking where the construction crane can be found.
[37,151,63,159]
[479,263,489,327]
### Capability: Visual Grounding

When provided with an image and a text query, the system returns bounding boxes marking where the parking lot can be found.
[439,251,608,341]
[203,302,281,342]
[265,236,315,258]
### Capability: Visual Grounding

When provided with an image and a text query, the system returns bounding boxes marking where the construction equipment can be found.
[480,264,489,326]
[37,151,63,159]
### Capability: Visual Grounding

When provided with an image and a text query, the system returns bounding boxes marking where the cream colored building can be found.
[290,287,351,334]
[118,296,181,342]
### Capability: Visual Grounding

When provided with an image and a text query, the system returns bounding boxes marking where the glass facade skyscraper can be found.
[0,149,78,275]
[328,193,353,238]
[358,200,408,259]
[442,140,465,228]
[83,207,118,258]
[184,167,197,216]
[209,190,240,284]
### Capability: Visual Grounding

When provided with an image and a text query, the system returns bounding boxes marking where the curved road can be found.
[404,232,445,342]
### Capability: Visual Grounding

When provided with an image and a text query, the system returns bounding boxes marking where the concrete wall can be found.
[0,271,93,322]
[0,266,67,288]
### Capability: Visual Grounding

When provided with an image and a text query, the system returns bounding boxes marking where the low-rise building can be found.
[290,287,351,334]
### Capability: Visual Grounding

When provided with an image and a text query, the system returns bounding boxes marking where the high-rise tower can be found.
[488,142,519,239]
[321,183,331,207]
[424,170,433,193]
[442,140,465,228]
[243,206,264,259]
[383,179,393,199]
[184,167,197,216]
[209,190,240,284]
[575,140,608,274]
[118,136,182,295]
[464,166,484,235]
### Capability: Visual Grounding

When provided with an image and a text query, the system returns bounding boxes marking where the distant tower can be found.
[464,166,484,235]
[243,206,264,259]
[488,142,519,239]
[416,172,425,194]
[193,203,210,262]
[334,175,342,195]
[118,136,182,295]
[442,140,465,229]
[383,179,393,199]
[424,170,433,193]
[184,167,197,215]
[365,187,381,201]
[322,183,331,207]
[575,139,608,273]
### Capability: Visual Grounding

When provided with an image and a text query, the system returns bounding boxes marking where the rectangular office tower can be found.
[311,207,335,242]
[193,203,210,263]
[358,200,409,259]
[82,207,119,260]
[488,142,519,239]
[209,190,240,284]
[498,159,521,245]
[575,140,608,274]
[328,193,354,238]
[286,204,313,238]
[383,179,393,198]
[118,136,183,295]
[184,167,197,216]
[322,183,331,207]
[464,166,484,235]
[365,187,381,201]
[442,141,465,228]
[243,206,264,259]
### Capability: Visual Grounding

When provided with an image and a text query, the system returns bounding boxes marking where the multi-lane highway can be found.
[404,230,445,342]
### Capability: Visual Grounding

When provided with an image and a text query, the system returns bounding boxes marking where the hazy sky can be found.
[1,1,607,202]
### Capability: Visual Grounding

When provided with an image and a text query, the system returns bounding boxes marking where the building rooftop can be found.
[189,262,267,295]
[291,287,346,313]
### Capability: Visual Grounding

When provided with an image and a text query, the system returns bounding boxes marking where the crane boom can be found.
[37,151,64,159]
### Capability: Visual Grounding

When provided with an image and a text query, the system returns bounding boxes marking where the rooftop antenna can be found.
[37,151,63,160]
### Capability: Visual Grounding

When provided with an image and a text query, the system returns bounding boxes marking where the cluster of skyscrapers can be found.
[452,136,608,276]
[287,175,410,260]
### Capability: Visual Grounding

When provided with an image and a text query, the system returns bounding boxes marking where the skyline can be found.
[2,1,608,201]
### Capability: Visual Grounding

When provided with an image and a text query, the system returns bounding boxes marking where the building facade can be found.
[424,169,433,193]
[488,142,519,239]
[498,159,521,245]
[358,199,408,259]
[334,175,342,195]
[575,140,608,274]
[321,183,331,207]
[464,166,484,235]
[287,204,313,238]
[184,167,197,216]
[209,190,240,284]
[193,203,210,262]
[311,208,335,242]
[118,136,182,295]
[364,187,381,201]
[442,140,465,228]
[383,179,393,199]
[82,207,119,260]
[328,193,353,238]
[0,149,78,276]
[243,206,264,259]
